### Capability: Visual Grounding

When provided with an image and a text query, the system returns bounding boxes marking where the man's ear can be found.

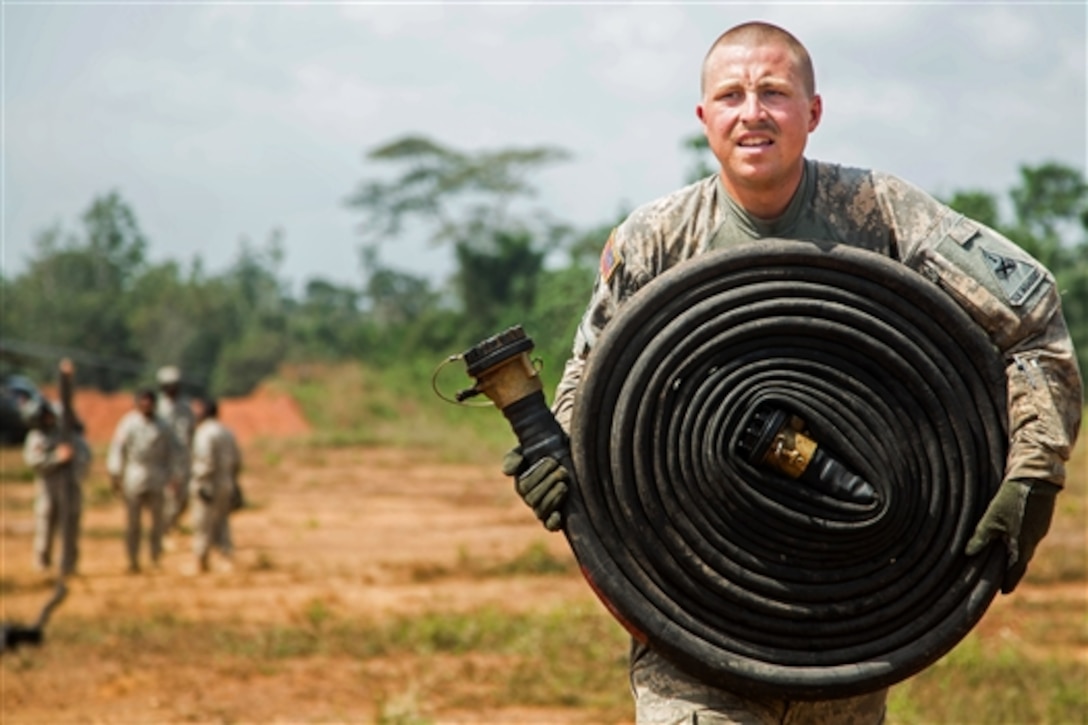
[808,94,823,132]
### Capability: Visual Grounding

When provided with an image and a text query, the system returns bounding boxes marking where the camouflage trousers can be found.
[163,478,189,531]
[124,487,165,571]
[190,489,234,561]
[33,475,82,576]
[630,642,887,725]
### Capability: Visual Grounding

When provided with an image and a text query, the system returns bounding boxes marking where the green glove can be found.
[966,478,1059,594]
[501,447,570,532]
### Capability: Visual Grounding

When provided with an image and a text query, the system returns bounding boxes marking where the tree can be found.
[346,135,573,347]
[681,132,715,184]
[3,192,148,389]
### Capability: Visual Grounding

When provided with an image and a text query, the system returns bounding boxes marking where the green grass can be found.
[411,541,576,582]
[888,635,1087,724]
[276,360,524,464]
[38,602,632,719]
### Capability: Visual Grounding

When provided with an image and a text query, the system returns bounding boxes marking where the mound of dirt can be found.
[41,384,310,445]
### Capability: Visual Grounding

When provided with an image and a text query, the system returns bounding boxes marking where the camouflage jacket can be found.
[190,418,241,501]
[554,159,1082,486]
[24,426,92,486]
[106,410,185,496]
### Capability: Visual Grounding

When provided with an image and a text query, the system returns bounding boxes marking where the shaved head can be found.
[701,22,816,98]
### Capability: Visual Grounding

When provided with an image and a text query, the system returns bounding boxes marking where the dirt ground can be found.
[1,388,607,723]
[1,388,1084,723]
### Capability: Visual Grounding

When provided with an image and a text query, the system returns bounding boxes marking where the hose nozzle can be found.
[738,404,878,505]
[458,326,570,470]
[459,326,542,408]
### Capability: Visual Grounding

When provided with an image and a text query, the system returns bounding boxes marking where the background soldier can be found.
[503,20,1082,725]
[22,399,91,578]
[188,396,242,574]
[107,388,184,574]
[156,365,194,534]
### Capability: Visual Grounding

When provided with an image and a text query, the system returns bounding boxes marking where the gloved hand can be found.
[966,478,1059,594]
[501,447,570,532]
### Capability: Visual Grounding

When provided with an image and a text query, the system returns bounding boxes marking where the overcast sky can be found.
[3,2,1086,294]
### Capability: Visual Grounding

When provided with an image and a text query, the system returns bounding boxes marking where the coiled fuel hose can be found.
[559,240,1008,699]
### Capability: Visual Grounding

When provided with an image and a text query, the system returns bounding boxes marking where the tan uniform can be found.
[24,426,91,576]
[157,394,195,528]
[107,410,184,571]
[189,417,241,565]
[553,161,1083,724]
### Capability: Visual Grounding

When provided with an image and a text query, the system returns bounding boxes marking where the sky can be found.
[3,2,1086,295]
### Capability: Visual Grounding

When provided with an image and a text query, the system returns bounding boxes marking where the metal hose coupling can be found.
[737,404,879,505]
[457,326,571,471]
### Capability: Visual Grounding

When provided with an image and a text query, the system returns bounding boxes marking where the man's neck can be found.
[720,162,806,220]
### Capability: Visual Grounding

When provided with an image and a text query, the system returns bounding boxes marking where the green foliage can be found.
[2,192,147,389]
[681,132,715,184]
[346,134,571,251]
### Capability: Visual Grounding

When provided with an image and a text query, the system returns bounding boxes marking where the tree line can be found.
[2,135,1086,401]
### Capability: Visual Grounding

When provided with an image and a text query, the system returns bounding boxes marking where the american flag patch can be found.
[600,229,622,282]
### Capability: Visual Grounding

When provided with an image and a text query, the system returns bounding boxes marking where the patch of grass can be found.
[278,361,517,464]
[888,634,1087,724]
[40,602,631,717]
[409,542,576,582]
[303,598,333,629]
[484,541,576,577]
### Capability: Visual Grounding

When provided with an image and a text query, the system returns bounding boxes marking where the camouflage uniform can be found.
[552,161,1083,724]
[189,415,242,568]
[157,393,195,529]
[107,409,185,571]
[24,424,91,577]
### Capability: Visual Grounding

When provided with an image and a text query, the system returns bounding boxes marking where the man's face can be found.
[137,395,155,418]
[191,400,207,422]
[696,39,821,203]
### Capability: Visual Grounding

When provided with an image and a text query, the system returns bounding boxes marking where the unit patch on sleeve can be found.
[981,246,1044,306]
[599,229,622,283]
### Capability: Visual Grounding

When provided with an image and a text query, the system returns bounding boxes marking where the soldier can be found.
[23,400,91,577]
[156,365,194,533]
[502,21,1082,725]
[107,388,184,574]
[188,396,242,574]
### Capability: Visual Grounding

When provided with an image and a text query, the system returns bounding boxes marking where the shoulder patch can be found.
[599,228,623,283]
[980,246,1044,306]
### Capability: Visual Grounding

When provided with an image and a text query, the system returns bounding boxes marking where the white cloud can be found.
[584,7,694,98]
[337,4,450,38]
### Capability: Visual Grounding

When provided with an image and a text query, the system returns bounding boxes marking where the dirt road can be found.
[2,440,613,723]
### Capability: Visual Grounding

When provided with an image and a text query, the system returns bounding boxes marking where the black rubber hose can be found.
[563,240,1008,700]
